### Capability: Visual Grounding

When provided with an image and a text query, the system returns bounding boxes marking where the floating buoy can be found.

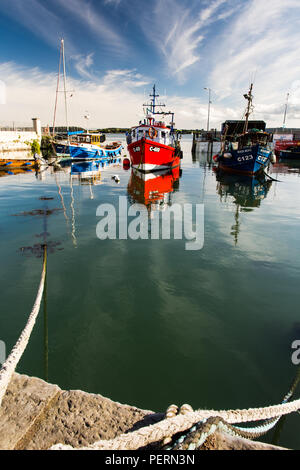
[123,157,130,170]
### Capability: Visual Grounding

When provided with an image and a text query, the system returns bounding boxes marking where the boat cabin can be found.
[75,133,106,145]
[227,130,270,151]
[128,116,175,147]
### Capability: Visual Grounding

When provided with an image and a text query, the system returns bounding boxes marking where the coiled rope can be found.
[0,246,47,407]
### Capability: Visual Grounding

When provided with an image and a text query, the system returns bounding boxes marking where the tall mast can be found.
[283,92,289,129]
[61,39,69,138]
[243,83,253,134]
[52,41,63,137]
[204,87,212,132]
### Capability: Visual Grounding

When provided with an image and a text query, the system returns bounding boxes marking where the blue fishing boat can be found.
[69,134,122,160]
[214,84,274,175]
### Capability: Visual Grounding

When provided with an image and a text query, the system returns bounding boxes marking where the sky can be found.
[1,0,300,129]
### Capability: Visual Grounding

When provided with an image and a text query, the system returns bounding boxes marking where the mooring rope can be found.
[50,393,300,450]
[0,246,47,407]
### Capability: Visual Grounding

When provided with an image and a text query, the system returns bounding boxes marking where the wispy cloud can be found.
[139,0,228,82]
[54,0,129,54]
[103,0,122,5]
[102,69,150,88]
[209,0,300,126]
[0,0,72,51]
[72,53,95,80]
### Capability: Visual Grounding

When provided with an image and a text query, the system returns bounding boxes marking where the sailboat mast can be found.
[61,39,69,138]
[52,42,63,137]
[283,92,289,128]
[243,83,253,134]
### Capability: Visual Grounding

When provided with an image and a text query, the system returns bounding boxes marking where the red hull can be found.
[127,167,180,209]
[128,138,180,172]
[274,140,300,156]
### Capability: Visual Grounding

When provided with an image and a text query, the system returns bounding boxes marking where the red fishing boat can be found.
[127,85,182,172]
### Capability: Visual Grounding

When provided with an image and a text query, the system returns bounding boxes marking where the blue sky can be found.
[1,0,300,129]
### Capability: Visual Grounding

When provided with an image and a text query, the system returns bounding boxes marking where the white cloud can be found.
[209,0,300,126]
[0,61,235,129]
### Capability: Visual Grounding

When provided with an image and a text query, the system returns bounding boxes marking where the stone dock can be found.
[0,373,286,450]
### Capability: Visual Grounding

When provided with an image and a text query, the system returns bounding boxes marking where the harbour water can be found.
[0,134,300,448]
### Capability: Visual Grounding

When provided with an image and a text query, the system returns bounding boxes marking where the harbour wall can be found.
[0,118,41,158]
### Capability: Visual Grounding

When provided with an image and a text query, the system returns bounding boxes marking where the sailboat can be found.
[52,40,122,161]
[214,84,274,175]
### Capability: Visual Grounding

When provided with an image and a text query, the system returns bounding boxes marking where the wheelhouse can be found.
[128,116,175,147]
[76,133,106,145]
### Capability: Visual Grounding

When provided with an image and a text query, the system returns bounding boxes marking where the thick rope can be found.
[0,246,47,407]
[51,396,300,450]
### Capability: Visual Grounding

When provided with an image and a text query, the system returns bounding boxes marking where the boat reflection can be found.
[70,157,122,185]
[272,159,300,177]
[127,166,181,212]
[191,146,214,167]
[0,167,38,178]
[215,170,272,245]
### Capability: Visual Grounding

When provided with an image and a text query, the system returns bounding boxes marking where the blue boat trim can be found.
[69,144,123,160]
[218,144,272,175]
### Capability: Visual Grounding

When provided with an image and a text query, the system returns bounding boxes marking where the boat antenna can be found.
[283,92,289,129]
[144,85,165,114]
[243,82,254,134]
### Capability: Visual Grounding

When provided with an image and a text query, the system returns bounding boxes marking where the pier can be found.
[0,372,286,450]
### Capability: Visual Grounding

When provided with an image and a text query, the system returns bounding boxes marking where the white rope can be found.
[0,248,47,407]
[50,397,300,450]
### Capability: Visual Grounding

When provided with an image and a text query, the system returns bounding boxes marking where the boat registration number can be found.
[133,147,141,152]
[150,146,160,152]
[257,155,268,163]
[237,155,253,162]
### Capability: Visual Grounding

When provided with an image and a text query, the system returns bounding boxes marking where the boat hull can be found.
[54,142,70,156]
[128,138,180,172]
[217,144,272,175]
[69,143,122,160]
[279,150,300,159]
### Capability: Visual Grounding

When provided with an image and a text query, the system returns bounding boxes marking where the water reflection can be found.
[191,145,214,167]
[0,167,39,178]
[71,158,122,185]
[272,159,300,177]
[127,166,181,213]
[215,170,272,245]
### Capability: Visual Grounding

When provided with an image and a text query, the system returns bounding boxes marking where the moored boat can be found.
[279,145,300,159]
[127,85,182,172]
[214,84,273,175]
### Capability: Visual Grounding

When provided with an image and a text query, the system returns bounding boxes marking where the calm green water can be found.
[0,134,300,448]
